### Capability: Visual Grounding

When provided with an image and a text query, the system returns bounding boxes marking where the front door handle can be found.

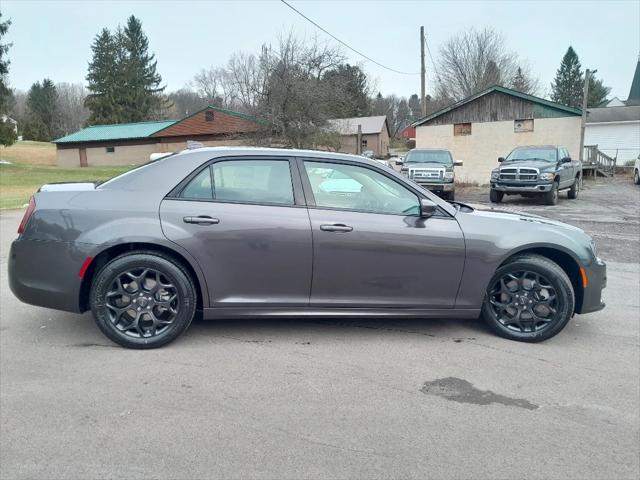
[183,215,220,225]
[320,223,353,233]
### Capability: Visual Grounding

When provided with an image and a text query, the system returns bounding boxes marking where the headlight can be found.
[539,172,555,181]
[444,171,454,180]
[491,171,499,180]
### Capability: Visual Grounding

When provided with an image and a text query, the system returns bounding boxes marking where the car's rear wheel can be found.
[634,169,640,185]
[90,252,197,349]
[489,188,503,203]
[568,176,579,199]
[481,254,575,342]
[544,181,559,205]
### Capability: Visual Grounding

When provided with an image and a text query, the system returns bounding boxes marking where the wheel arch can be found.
[498,246,584,314]
[79,242,208,313]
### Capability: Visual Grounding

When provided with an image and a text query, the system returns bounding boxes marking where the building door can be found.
[79,148,87,167]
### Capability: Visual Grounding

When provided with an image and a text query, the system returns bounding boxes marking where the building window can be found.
[105,146,115,153]
[514,119,534,132]
[454,123,472,136]
[205,110,215,122]
[361,139,368,148]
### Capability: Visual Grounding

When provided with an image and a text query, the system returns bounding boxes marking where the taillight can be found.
[17,195,36,234]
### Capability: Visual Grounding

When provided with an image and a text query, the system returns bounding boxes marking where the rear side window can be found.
[180,159,294,206]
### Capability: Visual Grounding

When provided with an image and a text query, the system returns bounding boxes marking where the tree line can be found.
[1,13,612,148]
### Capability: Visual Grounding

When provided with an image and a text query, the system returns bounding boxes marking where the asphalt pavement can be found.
[1,178,639,479]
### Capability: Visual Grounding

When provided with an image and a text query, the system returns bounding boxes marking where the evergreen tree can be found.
[587,75,611,107]
[85,28,122,124]
[511,66,535,94]
[408,94,421,120]
[0,12,17,146]
[85,16,164,124]
[322,64,370,117]
[550,47,583,108]
[24,79,59,141]
[120,15,164,122]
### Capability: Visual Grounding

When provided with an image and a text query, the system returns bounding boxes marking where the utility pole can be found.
[357,124,362,155]
[579,69,594,183]
[420,26,426,117]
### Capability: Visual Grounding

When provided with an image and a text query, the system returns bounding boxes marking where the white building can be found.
[413,86,582,184]
[584,106,640,164]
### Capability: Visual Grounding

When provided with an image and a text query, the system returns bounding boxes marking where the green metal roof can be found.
[412,85,582,127]
[53,120,177,144]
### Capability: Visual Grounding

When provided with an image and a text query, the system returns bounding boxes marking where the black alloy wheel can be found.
[90,252,197,348]
[482,254,575,342]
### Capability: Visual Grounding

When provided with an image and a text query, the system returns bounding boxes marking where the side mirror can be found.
[561,156,572,163]
[454,160,463,167]
[395,159,404,166]
[419,198,437,218]
[498,157,505,163]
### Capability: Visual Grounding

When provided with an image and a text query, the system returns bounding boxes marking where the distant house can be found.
[412,85,582,184]
[1,115,18,134]
[584,61,640,163]
[53,106,265,167]
[327,115,390,157]
[399,126,416,140]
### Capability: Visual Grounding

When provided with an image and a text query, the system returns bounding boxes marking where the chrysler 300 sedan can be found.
[9,147,606,348]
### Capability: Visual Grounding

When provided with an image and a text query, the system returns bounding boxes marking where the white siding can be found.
[584,121,640,163]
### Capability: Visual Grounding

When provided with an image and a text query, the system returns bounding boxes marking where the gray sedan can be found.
[8,147,606,348]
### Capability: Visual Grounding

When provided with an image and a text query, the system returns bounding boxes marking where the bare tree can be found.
[436,27,538,101]
[166,88,208,117]
[55,82,89,133]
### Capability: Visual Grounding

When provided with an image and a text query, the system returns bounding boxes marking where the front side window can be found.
[303,161,420,216]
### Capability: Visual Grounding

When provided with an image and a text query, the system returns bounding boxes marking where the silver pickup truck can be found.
[398,149,462,201]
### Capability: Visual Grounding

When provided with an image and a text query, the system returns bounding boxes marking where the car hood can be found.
[499,160,556,170]
[404,162,452,169]
[466,204,584,233]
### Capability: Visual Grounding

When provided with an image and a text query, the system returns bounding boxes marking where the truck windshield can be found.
[505,148,557,162]
[405,150,453,165]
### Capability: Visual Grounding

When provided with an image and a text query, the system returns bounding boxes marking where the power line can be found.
[279,0,420,76]
[424,36,442,85]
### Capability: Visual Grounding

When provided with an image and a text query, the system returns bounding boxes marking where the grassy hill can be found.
[0,141,131,210]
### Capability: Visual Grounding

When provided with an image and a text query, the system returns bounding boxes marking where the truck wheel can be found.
[90,252,197,349]
[447,191,455,201]
[489,189,503,203]
[635,169,640,185]
[544,181,558,205]
[568,176,579,199]
[482,254,575,342]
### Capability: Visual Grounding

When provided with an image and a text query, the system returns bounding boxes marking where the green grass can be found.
[0,162,132,210]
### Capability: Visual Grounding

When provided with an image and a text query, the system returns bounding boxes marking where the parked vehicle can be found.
[398,148,462,200]
[361,150,375,159]
[490,145,581,205]
[634,156,639,185]
[9,148,606,348]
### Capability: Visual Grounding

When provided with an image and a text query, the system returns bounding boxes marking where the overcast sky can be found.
[3,0,639,100]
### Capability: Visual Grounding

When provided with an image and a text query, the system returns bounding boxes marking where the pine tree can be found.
[120,15,164,122]
[24,79,59,141]
[0,12,17,146]
[550,47,583,108]
[85,28,122,124]
[511,66,534,94]
[587,75,611,107]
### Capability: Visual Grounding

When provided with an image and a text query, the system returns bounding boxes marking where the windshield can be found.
[405,150,453,165]
[505,148,557,162]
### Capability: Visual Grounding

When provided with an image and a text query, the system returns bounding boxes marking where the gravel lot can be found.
[1,177,638,480]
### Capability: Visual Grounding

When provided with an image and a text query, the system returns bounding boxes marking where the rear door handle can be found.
[183,215,220,225]
[320,223,353,233]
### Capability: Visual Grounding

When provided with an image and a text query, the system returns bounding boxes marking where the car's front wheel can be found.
[90,252,197,349]
[481,254,575,342]
[544,181,559,205]
[634,169,640,185]
[568,176,579,199]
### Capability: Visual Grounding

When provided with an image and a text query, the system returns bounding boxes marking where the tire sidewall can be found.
[482,258,574,342]
[90,254,197,349]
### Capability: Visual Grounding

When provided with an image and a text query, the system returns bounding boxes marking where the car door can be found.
[160,156,312,307]
[558,147,573,188]
[299,158,465,308]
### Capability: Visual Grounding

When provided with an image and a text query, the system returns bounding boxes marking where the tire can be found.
[481,254,575,343]
[544,181,558,205]
[568,176,579,199]
[447,191,455,201]
[634,169,640,185]
[90,252,197,349]
[489,188,503,203]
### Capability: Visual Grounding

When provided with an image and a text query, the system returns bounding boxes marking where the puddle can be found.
[420,377,538,410]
